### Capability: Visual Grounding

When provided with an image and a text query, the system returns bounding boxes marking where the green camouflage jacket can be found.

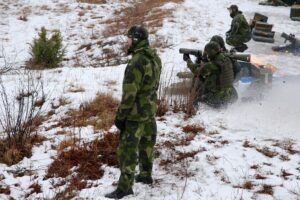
[189,53,234,94]
[229,12,251,37]
[116,40,162,122]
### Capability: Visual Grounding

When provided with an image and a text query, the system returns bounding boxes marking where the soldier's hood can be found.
[129,39,149,55]
[132,40,157,59]
[231,11,242,18]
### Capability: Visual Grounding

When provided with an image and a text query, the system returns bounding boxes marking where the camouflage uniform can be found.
[190,42,237,108]
[226,11,251,48]
[196,54,238,108]
[115,38,162,193]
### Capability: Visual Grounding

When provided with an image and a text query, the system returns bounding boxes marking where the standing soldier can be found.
[226,5,251,52]
[105,26,162,199]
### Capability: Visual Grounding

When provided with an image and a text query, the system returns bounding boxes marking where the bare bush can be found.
[0,69,46,165]
[158,68,197,117]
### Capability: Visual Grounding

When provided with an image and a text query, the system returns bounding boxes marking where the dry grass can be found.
[46,132,119,180]
[159,77,196,117]
[243,181,254,190]
[255,174,267,180]
[0,134,46,166]
[0,186,10,195]
[92,0,183,67]
[104,0,183,38]
[182,124,205,134]
[273,140,299,155]
[76,0,107,4]
[46,132,118,198]
[156,99,169,117]
[57,138,79,153]
[256,147,279,158]
[257,184,273,195]
[54,93,119,131]
[25,183,42,198]
[281,169,293,180]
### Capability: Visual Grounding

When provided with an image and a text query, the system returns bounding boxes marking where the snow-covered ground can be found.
[0,0,300,199]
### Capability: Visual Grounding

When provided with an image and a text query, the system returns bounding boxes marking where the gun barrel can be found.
[179,48,202,56]
[227,53,251,62]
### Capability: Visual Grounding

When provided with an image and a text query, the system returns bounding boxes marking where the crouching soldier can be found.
[226,5,251,52]
[185,42,238,108]
[105,26,162,199]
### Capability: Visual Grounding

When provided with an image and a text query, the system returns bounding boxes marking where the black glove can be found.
[115,118,125,131]
[183,54,190,62]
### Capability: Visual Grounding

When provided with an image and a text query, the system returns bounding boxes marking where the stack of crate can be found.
[290,4,300,21]
[251,13,275,43]
[249,12,268,29]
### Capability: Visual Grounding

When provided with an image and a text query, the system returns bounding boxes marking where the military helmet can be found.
[210,35,225,49]
[228,4,238,12]
[127,26,149,40]
[204,41,221,59]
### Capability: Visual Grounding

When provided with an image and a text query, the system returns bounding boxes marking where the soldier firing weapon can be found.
[272,32,300,55]
[178,48,272,85]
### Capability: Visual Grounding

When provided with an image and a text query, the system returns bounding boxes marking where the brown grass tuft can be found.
[257,184,273,195]
[26,183,42,198]
[55,93,119,131]
[46,132,119,180]
[256,147,279,158]
[243,140,254,148]
[54,175,88,200]
[281,169,293,180]
[0,134,46,166]
[255,174,267,180]
[250,164,260,169]
[156,99,169,117]
[243,181,254,190]
[76,0,106,4]
[182,124,205,134]
[0,186,10,195]
[57,138,79,153]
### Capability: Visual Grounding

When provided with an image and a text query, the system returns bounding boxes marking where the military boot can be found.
[135,175,153,184]
[105,188,133,199]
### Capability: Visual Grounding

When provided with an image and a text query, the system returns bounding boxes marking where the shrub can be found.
[29,27,65,69]
[0,71,47,165]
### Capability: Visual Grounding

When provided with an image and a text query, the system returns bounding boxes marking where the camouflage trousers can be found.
[226,33,251,47]
[117,118,157,192]
[195,87,238,108]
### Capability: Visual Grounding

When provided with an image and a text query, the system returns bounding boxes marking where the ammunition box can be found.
[252,28,275,38]
[290,5,300,21]
[249,13,269,28]
[255,21,273,32]
[252,34,275,43]
[253,12,268,23]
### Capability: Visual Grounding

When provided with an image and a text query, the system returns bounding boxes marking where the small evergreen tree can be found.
[30,27,65,69]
